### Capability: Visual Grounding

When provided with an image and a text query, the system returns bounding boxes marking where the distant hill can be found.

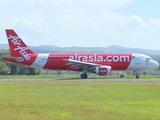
[1,44,160,60]
[29,45,58,53]
[0,44,9,50]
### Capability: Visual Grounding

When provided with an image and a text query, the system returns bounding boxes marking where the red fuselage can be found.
[3,53,132,71]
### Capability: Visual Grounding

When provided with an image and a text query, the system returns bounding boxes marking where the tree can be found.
[35,68,41,75]
[0,50,9,61]
[0,61,10,75]
[142,71,147,76]
[7,63,19,75]
[18,66,41,75]
[29,67,42,75]
[28,67,35,75]
[18,65,29,75]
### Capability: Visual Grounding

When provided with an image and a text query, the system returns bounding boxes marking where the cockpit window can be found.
[132,56,135,60]
[146,58,151,61]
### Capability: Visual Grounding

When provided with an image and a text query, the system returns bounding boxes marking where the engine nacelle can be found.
[94,66,111,75]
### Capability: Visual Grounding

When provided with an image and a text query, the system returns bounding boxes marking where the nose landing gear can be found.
[136,74,139,79]
[133,70,139,79]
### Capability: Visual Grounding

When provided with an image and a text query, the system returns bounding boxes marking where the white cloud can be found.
[1,0,160,50]
[149,18,160,29]
[21,0,132,8]
[21,0,36,4]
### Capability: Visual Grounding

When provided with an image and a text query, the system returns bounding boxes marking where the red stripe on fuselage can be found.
[43,53,132,70]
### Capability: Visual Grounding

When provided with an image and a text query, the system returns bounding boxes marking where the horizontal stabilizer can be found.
[2,55,24,62]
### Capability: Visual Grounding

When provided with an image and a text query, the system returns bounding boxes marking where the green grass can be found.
[0,74,160,79]
[0,81,160,120]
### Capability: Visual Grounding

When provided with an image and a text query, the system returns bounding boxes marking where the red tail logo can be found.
[6,29,34,60]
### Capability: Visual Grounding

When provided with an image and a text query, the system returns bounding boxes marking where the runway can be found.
[0,78,160,82]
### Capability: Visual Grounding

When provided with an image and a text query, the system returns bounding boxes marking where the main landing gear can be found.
[81,68,88,79]
[81,73,88,79]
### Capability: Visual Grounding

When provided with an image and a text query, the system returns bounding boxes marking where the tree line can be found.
[0,50,41,75]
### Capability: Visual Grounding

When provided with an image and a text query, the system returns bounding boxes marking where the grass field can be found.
[0,80,160,120]
[0,74,160,79]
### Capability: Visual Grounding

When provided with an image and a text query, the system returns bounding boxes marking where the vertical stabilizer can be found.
[6,29,34,60]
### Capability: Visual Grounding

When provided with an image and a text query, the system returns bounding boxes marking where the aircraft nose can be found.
[152,61,159,69]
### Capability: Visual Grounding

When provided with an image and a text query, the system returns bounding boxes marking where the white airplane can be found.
[2,29,159,79]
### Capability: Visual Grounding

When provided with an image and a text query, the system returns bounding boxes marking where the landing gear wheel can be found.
[81,74,88,79]
[136,74,139,79]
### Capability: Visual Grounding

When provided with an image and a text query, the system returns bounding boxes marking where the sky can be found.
[0,0,160,50]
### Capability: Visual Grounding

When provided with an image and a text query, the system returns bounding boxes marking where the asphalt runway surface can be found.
[0,78,160,82]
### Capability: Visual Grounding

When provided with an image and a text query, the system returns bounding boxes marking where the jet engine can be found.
[94,66,111,75]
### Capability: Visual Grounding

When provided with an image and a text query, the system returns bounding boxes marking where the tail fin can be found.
[6,29,34,60]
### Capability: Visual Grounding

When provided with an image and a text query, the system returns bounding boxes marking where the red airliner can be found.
[2,29,159,79]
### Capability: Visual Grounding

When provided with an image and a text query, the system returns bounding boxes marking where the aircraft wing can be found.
[64,59,102,69]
